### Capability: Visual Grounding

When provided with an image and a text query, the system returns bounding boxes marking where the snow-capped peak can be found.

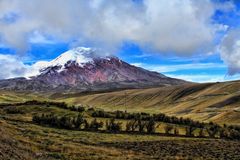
[27,47,114,78]
[50,47,97,67]
[24,47,96,77]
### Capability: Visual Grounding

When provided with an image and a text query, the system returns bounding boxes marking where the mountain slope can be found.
[54,80,240,125]
[0,80,240,124]
[0,47,187,92]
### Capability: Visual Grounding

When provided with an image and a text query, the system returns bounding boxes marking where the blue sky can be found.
[0,0,240,82]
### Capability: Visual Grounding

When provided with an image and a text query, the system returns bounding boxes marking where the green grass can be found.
[0,103,240,159]
[54,82,240,125]
[1,80,240,125]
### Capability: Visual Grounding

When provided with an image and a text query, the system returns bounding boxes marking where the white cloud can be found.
[29,31,55,44]
[219,29,240,75]
[131,63,144,67]
[132,62,226,73]
[131,62,232,82]
[0,0,237,80]
[0,54,29,79]
[0,0,231,54]
[0,54,49,79]
[165,74,240,83]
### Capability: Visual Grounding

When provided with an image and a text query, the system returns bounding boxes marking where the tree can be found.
[219,128,229,139]
[164,125,173,135]
[125,120,138,132]
[83,119,90,130]
[146,118,156,134]
[74,114,85,129]
[229,129,240,140]
[206,126,219,138]
[137,119,146,133]
[77,106,85,112]
[186,126,196,137]
[125,121,132,132]
[61,116,74,129]
[89,118,103,131]
[174,127,179,135]
[198,128,205,138]
[106,118,122,132]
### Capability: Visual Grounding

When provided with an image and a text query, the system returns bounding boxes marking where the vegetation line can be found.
[2,100,240,140]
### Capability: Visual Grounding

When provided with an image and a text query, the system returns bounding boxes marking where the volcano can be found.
[0,47,188,92]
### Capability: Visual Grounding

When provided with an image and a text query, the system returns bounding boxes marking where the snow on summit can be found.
[27,47,109,78]
[51,47,95,67]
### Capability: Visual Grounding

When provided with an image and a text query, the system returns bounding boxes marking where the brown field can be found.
[53,81,240,125]
[0,102,240,160]
[1,80,240,159]
[1,81,240,125]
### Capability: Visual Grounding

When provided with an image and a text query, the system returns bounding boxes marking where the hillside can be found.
[1,80,240,125]
[0,100,240,159]
[1,80,240,159]
[52,80,240,125]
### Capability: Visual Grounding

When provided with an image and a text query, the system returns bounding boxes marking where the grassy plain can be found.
[0,103,240,159]
[1,81,240,159]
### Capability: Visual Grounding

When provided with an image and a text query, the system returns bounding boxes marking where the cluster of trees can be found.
[33,113,121,132]
[0,100,69,109]
[183,123,240,139]
[33,113,85,130]
[32,113,158,134]
[3,100,86,113]
[125,117,157,134]
[68,105,85,112]
[208,124,240,140]
[91,109,204,128]
[32,113,240,140]
[6,100,240,140]
[4,106,24,114]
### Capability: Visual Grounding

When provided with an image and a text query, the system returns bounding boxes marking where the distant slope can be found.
[54,80,240,125]
[1,80,240,125]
